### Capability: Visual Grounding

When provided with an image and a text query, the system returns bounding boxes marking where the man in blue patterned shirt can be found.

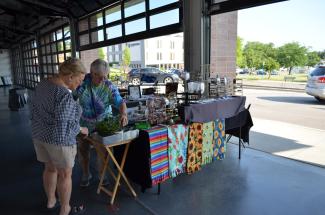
[74,59,128,187]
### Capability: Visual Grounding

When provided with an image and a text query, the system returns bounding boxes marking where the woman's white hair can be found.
[90,59,109,74]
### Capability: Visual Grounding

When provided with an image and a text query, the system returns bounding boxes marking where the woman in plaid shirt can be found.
[31,58,88,215]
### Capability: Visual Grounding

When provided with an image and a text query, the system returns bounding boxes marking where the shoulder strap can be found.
[89,84,98,122]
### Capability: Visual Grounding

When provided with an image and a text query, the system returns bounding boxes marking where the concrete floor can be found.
[1,86,325,215]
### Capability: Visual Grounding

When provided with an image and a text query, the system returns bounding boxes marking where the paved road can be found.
[244,88,325,130]
[231,88,325,167]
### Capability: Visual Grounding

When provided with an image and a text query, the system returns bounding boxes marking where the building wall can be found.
[107,33,184,70]
[210,11,237,80]
[0,49,12,78]
[80,49,100,73]
[107,41,144,68]
[144,33,184,69]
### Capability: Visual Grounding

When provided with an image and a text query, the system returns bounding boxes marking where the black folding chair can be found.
[225,104,253,159]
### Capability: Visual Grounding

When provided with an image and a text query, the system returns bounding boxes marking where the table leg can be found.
[97,155,109,194]
[106,143,137,205]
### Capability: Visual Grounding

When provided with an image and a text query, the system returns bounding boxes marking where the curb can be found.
[243,84,305,92]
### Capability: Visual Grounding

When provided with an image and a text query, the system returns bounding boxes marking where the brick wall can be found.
[210,11,237,81]
[80,49,100,73]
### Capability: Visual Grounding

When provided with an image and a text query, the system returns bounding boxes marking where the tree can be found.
[121,46,131,73]
[243,41,277,71]
[98,48,106,60]
[306,51,321,67]
[276,42,307,75]
[264,57,280,79]
[236,37,246,68]
[317,50,325,60]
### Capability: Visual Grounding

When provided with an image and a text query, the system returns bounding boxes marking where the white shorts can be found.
[33,139,77,169]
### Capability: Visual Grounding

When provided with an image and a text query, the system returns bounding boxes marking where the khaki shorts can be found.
[33,139,77,169]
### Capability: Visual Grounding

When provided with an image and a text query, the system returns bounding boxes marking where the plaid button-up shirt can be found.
[31,79,82,146]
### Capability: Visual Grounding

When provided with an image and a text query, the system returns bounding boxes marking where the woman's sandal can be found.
[43,201,60,213]
[69,205,86,215]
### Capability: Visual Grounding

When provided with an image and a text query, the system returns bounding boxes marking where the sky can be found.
[238,0,325,52]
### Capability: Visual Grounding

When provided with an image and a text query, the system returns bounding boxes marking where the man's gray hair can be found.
[90,59,109,74]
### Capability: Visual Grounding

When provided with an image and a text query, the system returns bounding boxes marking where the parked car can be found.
[240,69,249,74]
[166,68,183,77]
[271,70,279,75]
[256,69,267,75]
[305,66,325,102]
[128,67,180,85]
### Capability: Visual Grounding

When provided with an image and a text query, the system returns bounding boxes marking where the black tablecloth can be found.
[114,130,153,190]
[178,96,246,123]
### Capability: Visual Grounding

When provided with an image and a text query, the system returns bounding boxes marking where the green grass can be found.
[108,68,128,81]
[237,73,308,82]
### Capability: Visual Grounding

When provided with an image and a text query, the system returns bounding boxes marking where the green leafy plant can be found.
[96,116,121,137]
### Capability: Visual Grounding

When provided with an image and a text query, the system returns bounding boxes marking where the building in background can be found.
[84,12,237,79]
[107,33,184,70]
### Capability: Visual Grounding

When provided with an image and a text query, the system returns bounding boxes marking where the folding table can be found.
[86,137,137,205]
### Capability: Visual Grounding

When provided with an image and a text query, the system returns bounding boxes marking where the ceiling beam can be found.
[208,0,288,15]
[20,0,67,14]
[0,4,30,16]
[0,23,34,35]
[94,0,104,7]
[71,0,89,13]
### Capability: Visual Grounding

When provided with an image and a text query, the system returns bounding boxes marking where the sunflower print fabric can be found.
[167,124,189,178]
[213,119,226,160]
[201,122,214,165]
[186,123,203,174]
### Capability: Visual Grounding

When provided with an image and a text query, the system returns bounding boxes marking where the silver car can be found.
[305,66,325,102]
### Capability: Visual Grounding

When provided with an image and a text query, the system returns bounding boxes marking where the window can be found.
[124,0,145,18]
[91,30,104,43]
[106,25,122,40]
[157,52,162,60]
[90,12,103,28]
[78,19,88,32]
[77,0,181,49]
[21,40,39,88]
[170,41,175,49]
[150,9,179,29]
[157,40,162,48]
[105,5,121,23]
[149,0,178,10]
[125,18,146,35]
[169,52,175,60]
[39,24,71,79]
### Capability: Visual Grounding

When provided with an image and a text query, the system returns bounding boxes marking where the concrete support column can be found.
[183,0,210,96]
[69,17,78,58]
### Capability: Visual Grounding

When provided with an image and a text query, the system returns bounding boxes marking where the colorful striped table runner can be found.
[147,126,169,185]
